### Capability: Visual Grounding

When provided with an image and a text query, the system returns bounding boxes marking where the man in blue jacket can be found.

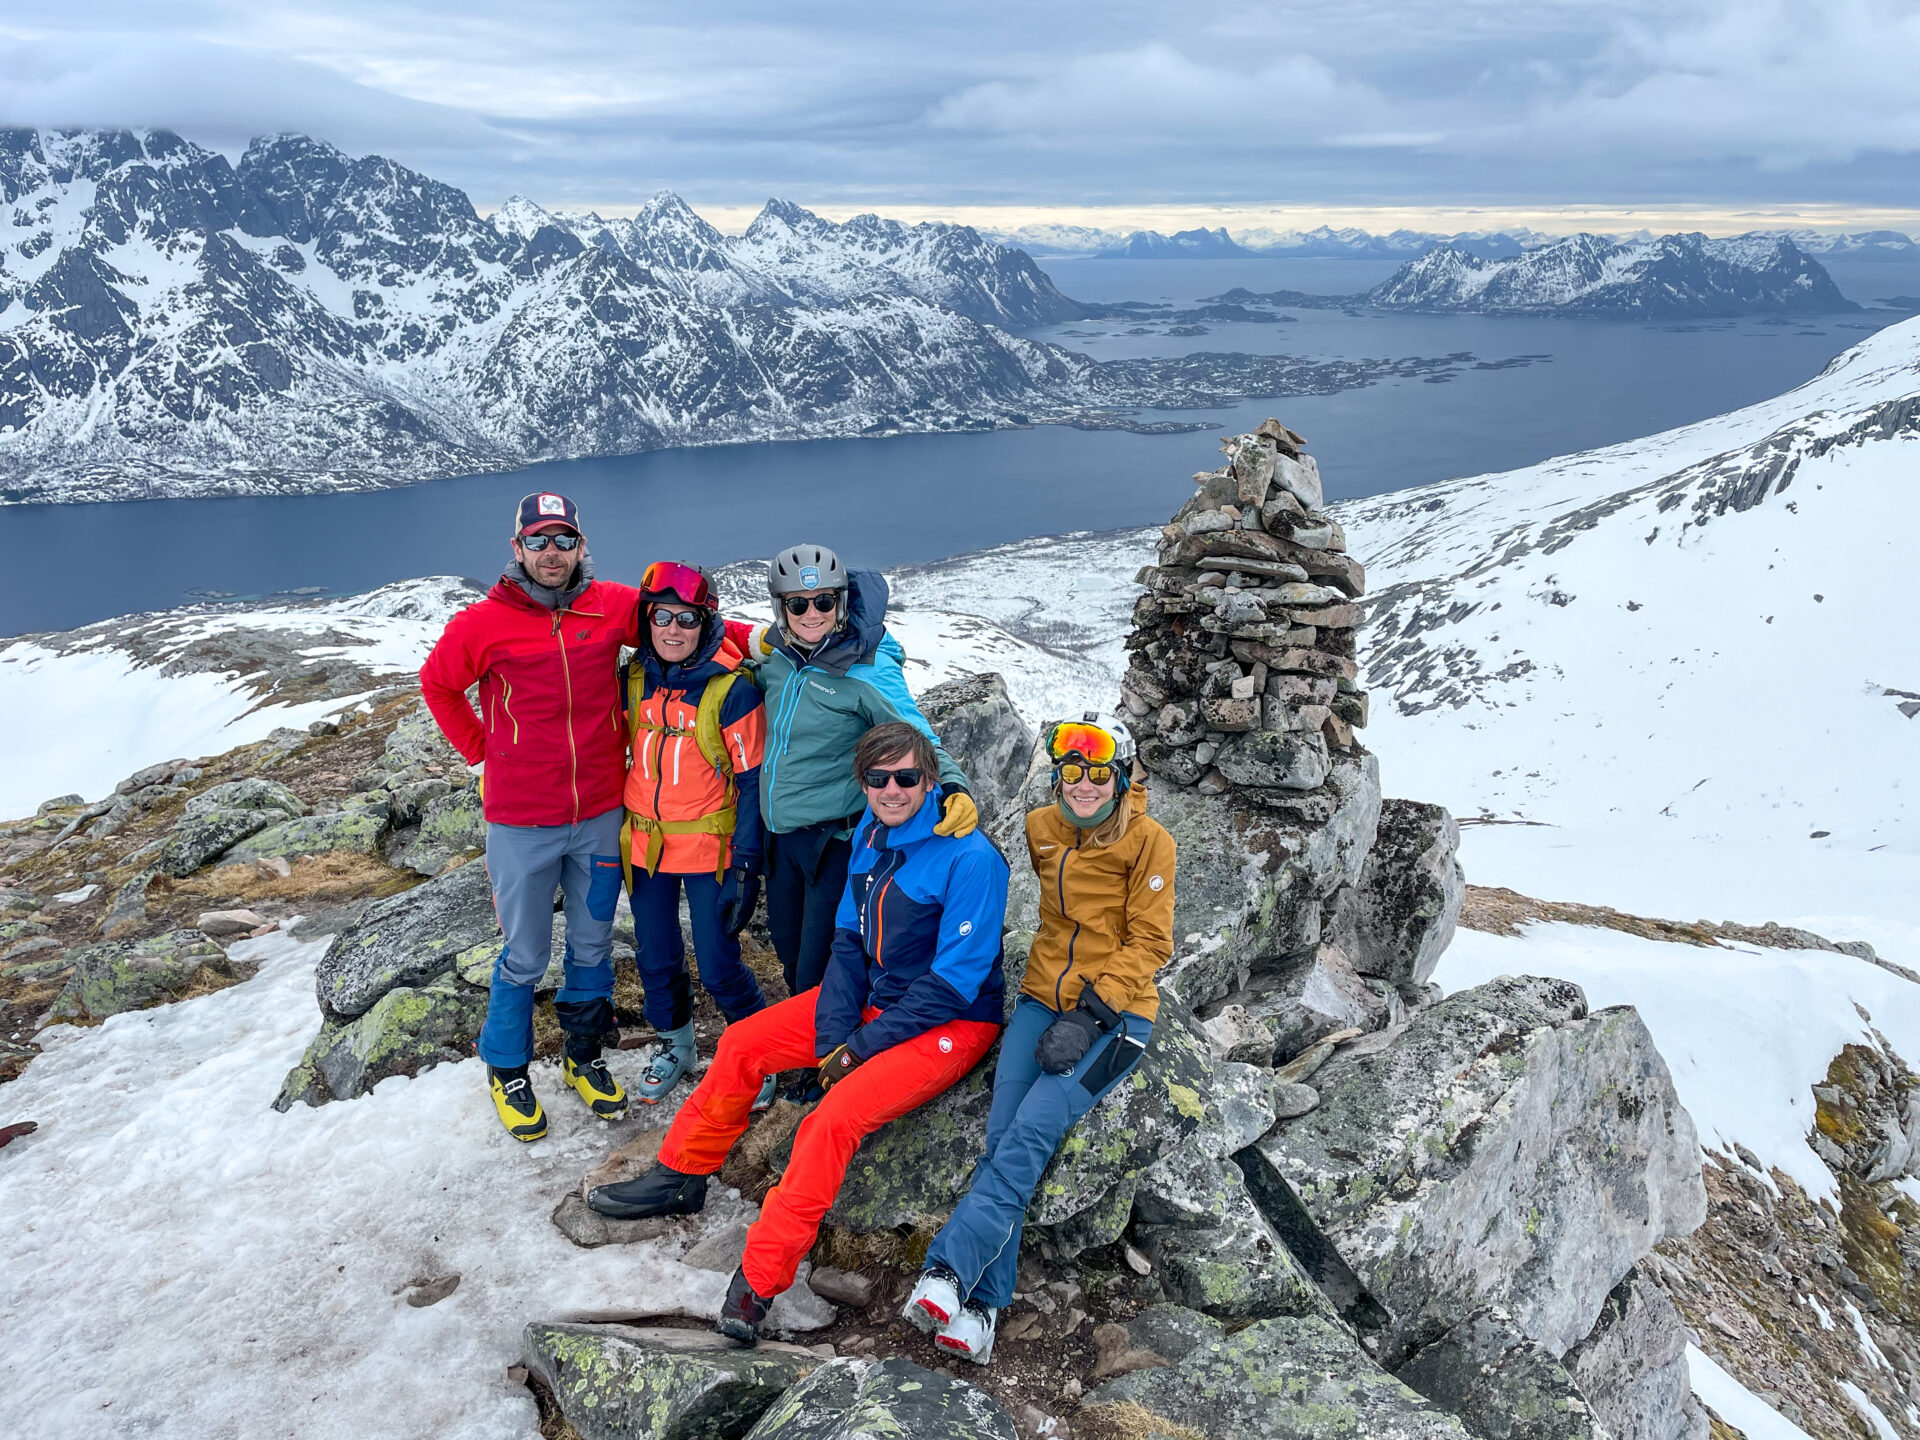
[586,721,1007,1346]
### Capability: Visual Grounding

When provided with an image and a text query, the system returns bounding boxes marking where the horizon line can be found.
[487,198,1920,242]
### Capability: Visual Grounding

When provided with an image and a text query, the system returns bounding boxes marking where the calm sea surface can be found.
[4,256,1915,636]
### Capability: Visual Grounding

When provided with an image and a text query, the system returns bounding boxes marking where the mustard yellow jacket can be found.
[1021,788,1176,1022]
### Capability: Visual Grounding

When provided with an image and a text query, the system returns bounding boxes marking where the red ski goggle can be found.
[640,561,715,609]
[1047,721,1117,766]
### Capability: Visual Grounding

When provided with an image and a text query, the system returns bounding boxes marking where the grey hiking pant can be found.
[476,805,625,1068]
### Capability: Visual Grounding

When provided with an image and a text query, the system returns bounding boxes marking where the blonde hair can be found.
[1051,760,1148,847]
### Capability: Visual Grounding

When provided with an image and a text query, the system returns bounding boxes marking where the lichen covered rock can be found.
[1393,1309,1599,1440]
[149,807,276,877]
[920,671,1035,825]
[273,970,487,1108]
[742,1356,1016,1440]
[228,809,386,864]
[393,786,485,877]
[1244,975,1707,1363]
[314,858,495,1017]
[1084,1313,1471,1440]
[50,929,238,1020]
[821,990,1213,1245]
[522,1322,821,1440]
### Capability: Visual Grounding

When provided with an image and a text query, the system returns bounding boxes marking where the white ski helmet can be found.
[1045,711,1137,790]
[767,543,848,630]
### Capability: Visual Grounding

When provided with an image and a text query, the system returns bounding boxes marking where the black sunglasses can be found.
[862,767,925,790]
[782,594,839,616]
[650,608,704,630]
[519,531,580,552]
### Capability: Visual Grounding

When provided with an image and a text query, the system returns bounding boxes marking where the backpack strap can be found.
[625,667,749,884]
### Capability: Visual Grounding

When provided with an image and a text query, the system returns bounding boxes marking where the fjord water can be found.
[3,256,1912,636]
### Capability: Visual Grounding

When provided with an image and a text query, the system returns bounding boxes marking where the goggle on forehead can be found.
[1048,721,1117,767]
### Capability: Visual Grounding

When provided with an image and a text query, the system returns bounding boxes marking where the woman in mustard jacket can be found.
[901,713,1176,1364]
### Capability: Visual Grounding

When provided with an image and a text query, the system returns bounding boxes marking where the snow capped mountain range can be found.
[991,219,1917,264]
[1364,232,1854,317]
[5,127,1423,505]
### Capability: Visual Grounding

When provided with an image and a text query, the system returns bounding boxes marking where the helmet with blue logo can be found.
[768,543,849,631]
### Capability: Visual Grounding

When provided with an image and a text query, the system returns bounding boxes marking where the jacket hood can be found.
[865,781,946,851]
[782,567,888,675]
[641,608,733,688]
[498,548,595,611]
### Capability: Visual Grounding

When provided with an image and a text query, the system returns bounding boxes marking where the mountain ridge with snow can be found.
[3,127,1458,506]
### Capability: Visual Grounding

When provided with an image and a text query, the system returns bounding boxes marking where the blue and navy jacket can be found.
[755,569,969,835]
[814,787,1009,1060]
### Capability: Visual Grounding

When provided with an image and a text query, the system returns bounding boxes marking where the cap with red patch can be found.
[515,491,581,536]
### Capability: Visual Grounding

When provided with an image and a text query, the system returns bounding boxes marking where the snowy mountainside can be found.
[1335,314,1920,852]
[10,127,1359,505]
[498,192,1084,326]
[1367,231,1853,316]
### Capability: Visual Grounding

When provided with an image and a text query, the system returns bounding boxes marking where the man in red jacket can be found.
[420,491,642,1141]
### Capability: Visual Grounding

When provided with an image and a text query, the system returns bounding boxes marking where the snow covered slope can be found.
[0,578,479,819]
[1367,231,1851,316]
[1338,315,1920,863]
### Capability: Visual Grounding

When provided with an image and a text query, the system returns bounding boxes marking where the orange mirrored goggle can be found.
[1048,721,1116,766]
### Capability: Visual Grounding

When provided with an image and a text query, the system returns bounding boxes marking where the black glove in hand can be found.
[1034,1009,1099,1074]
[817,1043,862,1091]
[717,864,761,937]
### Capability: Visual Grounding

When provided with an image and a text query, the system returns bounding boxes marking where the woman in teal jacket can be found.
[753,545,977,1055]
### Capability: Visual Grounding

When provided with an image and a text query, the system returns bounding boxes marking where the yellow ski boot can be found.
[563,1052,629,1121]
[488,1065,547,1141]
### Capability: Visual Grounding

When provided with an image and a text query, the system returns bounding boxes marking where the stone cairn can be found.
[1120,417,1367,810]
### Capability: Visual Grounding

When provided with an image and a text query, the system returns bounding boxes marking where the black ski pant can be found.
[765,821,854,997]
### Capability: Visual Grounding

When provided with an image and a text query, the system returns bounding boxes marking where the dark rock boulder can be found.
[741,1356,1016,1439]
[182,777,306,821]
[522,1322,821,1440]
[1561,1270,1706,1440]
[919,671,1035,825]
[147,807,276,876]
[1083,1314,1471,1440]
[313,858,494,1016]
[390,785,484,876]
[1393,1309,1599,1440]
[1324,799,1465,995]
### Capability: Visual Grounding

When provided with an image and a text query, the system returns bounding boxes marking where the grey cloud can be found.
[0,1,1913,210]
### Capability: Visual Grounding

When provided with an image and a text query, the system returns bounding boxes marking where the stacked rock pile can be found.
[1121,418,1368,811]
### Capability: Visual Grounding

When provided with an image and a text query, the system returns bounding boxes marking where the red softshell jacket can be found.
[420,577,642,827]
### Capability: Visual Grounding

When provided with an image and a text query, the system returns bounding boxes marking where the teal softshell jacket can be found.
[755,568,969,835]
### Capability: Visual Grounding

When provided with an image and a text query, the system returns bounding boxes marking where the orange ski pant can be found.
[659,988,999,1297]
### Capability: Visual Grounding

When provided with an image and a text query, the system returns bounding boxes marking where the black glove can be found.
[817,1043,863,1091]
[1035,987,1121,1075]
[717,864,761,937]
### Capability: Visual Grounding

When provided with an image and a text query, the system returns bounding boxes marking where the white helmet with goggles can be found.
[1045,712,1136,791]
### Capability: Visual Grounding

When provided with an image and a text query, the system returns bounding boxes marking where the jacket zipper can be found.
[765,658,811,800]
[501,679,520,743]
[554,611,579,822]
[1054,833,1083,1012]
[650,688,678,823]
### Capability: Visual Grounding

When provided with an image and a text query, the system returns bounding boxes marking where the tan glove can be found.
[933,788,978,838]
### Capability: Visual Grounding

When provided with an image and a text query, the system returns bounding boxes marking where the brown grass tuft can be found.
[1076,1401,1207,1440]
[178,853,421,907]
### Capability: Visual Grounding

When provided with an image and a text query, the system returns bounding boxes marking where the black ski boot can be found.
[587,1160,708,1219]
[717,1266,772,1346]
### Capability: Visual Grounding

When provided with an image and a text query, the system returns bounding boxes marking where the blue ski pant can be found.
[476,806,625,1068]
[924,995,1153,1310]
[628,867,767,1032]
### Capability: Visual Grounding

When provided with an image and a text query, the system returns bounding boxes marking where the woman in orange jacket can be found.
[621,562,775,1109]
[903,713,1176,1364]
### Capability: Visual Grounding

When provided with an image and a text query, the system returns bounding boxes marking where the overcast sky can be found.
[4,2,1918,231]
